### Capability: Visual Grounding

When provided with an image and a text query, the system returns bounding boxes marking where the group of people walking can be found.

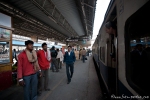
[17,40,76,100]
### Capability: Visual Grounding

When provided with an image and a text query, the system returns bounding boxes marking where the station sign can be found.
[66,37,90,42]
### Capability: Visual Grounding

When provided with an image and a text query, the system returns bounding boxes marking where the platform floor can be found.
[0,56,103,100]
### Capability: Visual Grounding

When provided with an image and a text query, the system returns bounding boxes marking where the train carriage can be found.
[92,0,150,99]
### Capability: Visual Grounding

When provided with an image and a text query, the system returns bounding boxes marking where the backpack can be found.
[51,50,57,58]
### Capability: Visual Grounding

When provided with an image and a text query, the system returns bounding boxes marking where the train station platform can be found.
[0,56,103,100]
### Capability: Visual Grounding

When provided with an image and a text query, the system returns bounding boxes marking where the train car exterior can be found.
[92,0,150,99]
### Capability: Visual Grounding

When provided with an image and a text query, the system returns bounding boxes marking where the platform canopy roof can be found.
[0,0,97,46]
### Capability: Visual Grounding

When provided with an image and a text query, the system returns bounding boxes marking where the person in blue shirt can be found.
[64,46,76,84]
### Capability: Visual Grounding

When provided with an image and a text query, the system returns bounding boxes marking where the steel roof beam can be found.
[0,2,67,42]
[75,0,96,39]
[30,0,78,37]
[13,18,63,39]
[81,2,96,9]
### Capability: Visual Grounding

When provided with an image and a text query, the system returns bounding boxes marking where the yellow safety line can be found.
[41,76,65,100]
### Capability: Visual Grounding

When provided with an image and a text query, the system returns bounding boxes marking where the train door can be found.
[106,7,118,96]
[107,33,118,95]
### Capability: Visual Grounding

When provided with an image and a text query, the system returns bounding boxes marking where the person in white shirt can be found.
[47,49,51,69]
[56,49,64,69]
[74,49,79,60]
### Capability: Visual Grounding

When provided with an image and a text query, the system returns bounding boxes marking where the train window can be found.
[125,1,150,96]
[103,47,105,63]
[100,47,102,59]
[100,47,105,63]
[97,46,99,55]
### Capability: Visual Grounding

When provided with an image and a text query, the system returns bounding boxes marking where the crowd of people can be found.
[16,40,91,100]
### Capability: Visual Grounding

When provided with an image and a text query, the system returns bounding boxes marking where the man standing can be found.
[47,48,51,69]
[51,46,59,72]
[64,46,76,84]
[12,49,17,62]
[81,48,86,63]
[74,49,79,60]
[56,49,64,69]
[79,49,82,60]
[37,43,51,94]
[17,40,41,100]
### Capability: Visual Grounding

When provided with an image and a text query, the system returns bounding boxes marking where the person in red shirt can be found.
[17,40,42,100]
[37,43,51,95]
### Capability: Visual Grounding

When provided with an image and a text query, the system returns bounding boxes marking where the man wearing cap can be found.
[17,40,42,100]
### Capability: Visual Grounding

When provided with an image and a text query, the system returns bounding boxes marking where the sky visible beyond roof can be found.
[91,0,110,47]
